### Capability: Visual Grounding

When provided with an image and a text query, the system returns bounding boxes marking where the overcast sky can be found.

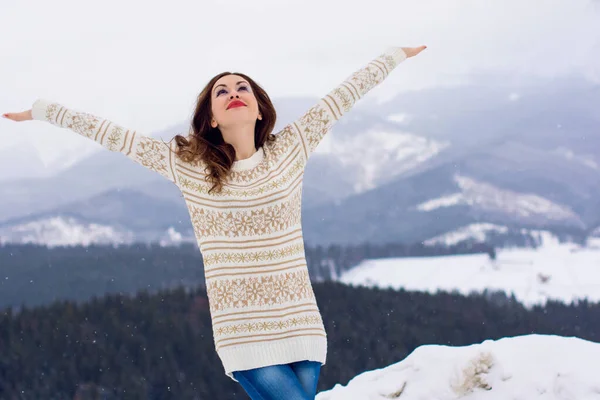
[1,0,599,169]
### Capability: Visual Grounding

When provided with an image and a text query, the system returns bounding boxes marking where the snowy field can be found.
[338,233,600,307]
[316,334,600,399]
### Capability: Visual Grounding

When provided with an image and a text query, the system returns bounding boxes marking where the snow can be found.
[424,223,508,246]
[415,175,581,225]
[316,127,449,193]
[416,193,463,211]
[0,216,195,247]
[0,216,136,247]
[587,237,600,249]
[159,227,181,246]
[454,175,577,221]
[338,236,600,307]
[316,334,600,399]
[553,146,599,170]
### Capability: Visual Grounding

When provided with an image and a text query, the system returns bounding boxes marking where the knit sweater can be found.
[31,46,408,381]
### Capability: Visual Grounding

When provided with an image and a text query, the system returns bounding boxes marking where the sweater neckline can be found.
[231,147,264,171]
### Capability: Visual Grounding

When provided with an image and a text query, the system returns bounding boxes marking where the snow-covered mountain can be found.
[301,163,588,246]
[590,225,600,237]
[0,216,135,247]
[0,170,594,248]
[0,215,194,248]
[308,116,448,193]
[0,188,195,247]
[0,144,54,181]
[415,175,581,226]
[316,335,600,399]
[0,167,594,248]
[337,232,600,307]
[1,75,598,247]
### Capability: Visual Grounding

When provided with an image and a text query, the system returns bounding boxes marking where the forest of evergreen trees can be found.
[0,241,496,310]
[1,281,599,399]
[1,238,597,399]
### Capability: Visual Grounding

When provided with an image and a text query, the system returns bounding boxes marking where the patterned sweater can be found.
[31,46,408,381]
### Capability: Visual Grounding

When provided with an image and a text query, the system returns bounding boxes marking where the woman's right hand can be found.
[401,45,427,58]
[2,110,33,122]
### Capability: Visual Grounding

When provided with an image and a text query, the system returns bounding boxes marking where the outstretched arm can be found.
[4,99,179,184]
[280,45,426,162]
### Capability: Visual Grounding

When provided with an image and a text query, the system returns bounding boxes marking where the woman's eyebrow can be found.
[213,81,248,94]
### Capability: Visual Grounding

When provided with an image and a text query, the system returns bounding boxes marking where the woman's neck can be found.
[234,146,257,161]
[220,126,256,161]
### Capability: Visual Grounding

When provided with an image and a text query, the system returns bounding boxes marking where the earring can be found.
[258,114,262,120]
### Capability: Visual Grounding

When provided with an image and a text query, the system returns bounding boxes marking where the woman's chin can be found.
[225,115,256,126]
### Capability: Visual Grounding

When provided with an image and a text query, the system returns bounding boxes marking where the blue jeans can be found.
[233,360,321,400]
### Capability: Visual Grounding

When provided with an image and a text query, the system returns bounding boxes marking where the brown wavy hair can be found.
[173,72,277,194]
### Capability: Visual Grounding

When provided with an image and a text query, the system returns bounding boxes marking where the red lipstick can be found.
[227,100,247,110]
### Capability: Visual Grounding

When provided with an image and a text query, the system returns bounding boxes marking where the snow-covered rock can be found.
[317,334,600,399]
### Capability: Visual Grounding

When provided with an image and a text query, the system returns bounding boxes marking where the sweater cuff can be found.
[391,47,408,65]
[31,98,54,121]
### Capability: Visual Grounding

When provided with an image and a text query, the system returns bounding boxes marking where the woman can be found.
[3,44,426,399]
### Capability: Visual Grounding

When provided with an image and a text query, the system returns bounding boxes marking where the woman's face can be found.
[210,74,261,130]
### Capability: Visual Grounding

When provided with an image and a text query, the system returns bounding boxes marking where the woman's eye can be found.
[216,85,248,96]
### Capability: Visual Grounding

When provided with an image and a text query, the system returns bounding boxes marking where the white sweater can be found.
[31,47,408,381]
